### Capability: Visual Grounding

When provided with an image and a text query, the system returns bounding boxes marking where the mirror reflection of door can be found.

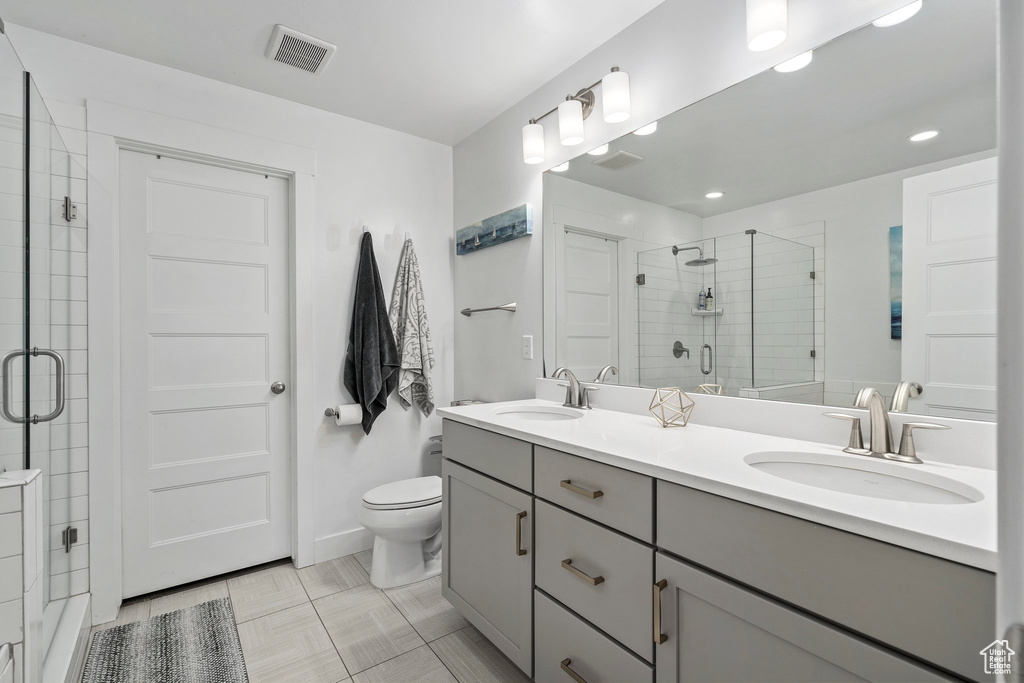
[558,229,619,382]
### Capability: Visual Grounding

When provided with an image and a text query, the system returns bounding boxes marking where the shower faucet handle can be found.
[823,412,866,453]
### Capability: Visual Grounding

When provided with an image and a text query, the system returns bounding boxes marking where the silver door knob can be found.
[271,381,286,394]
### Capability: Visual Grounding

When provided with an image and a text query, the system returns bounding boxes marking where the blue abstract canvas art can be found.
[889,225,902,340]
[456,204,532,255]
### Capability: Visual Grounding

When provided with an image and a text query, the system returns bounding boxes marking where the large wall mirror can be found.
[542,0,995,421]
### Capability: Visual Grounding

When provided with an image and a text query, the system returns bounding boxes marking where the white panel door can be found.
[902,157,997,419]
[119,150,291,597]
[558,229,619,381]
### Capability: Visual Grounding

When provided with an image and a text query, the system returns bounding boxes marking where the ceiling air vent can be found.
[591,150,644,171]
[266,25,336,75]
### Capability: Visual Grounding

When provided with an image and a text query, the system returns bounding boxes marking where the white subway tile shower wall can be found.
[636,226,821,399]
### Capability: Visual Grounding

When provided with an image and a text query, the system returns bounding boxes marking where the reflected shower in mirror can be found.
[542,0,996,420]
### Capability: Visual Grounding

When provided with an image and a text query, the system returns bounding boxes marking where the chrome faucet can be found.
[889,381,923,412]
[854,387,896,456]
[552,367,598,409]
[824,386,950,464]
[594,365,618,383]
[552,367,583,409]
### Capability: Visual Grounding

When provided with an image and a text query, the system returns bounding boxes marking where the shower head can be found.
[671,244,717,266]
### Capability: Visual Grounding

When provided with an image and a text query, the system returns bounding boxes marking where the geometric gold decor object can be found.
[695,383,724,395]
[649,387,695,428]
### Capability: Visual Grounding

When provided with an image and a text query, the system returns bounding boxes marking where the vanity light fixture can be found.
[633,122,658,136]
[747,0,788,52]
[522,122,545,164]
[872,0,923,28]
[550,162,570,172]
[773,50,813,73]
[909,129,939,142]
[522,66,631,164]
[705,191,725,199]
[587,144,610,156]
[559,99,585,145]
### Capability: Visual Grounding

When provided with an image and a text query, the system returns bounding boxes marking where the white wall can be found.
[6,26,455,565]
[703,149,996,406]
[452,0,914,401]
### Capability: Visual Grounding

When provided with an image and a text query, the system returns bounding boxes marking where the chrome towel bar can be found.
[460,302,516,317]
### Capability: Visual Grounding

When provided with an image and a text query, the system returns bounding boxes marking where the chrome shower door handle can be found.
[31,348,65,424]
[1,348,65,424]
[1,349,27,424]
[700,343,713,376]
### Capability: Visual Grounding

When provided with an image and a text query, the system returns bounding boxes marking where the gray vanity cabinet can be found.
[654,552,955,683]
[441,458,533,675]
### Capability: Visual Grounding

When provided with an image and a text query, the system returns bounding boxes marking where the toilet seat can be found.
[362,475,442,510]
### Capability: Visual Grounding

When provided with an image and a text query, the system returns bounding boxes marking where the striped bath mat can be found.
[82,598,248,683]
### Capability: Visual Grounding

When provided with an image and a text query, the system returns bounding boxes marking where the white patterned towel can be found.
[388,238,435,416]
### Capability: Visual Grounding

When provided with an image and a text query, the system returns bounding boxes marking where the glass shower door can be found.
[27,74,73,656]
[636,239,717,391]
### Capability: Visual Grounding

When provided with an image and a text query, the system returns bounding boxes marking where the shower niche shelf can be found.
[691,308,723,316]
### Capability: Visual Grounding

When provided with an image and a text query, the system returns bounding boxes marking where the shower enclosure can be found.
[636,231,817,401]
[1,32,79,661]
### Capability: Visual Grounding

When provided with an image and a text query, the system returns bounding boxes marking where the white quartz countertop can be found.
[437,399,997,572]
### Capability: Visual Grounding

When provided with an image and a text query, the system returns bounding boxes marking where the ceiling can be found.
[555,0,996,218]
[0,0,665,146]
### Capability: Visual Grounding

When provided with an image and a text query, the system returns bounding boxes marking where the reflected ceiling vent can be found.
[266,25,336,75]
[591,150,643,170]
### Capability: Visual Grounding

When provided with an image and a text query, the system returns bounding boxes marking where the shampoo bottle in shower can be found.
[705,288,714,311]
[699,288,706,310]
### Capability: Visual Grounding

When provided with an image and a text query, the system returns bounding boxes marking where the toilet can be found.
[358,475,443,589]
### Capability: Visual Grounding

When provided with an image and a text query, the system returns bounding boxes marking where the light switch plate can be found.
[522,335,534,360]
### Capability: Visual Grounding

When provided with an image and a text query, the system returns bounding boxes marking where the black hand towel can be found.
[344,232,400,434]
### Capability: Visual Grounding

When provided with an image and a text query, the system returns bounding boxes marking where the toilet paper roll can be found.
[333,404,363,427]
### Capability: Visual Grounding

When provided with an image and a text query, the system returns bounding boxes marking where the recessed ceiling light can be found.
[774,50,813,73]
[550,162,570,172]
[909,130,939,142]
[633,122,658,136]
[587,144,610,156]
[873,0,923,28]
[705,191,725,199]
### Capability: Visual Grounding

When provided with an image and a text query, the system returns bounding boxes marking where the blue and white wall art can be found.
[889,225,903,340]
[456,204,532,255]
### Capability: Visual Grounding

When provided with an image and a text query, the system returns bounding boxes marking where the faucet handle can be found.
[896,422,951,463]
[579,385,599,409]
[823,412,866,453]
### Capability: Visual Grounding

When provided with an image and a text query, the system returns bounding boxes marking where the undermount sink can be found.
[744,451,984,505]
[492,405,584,421]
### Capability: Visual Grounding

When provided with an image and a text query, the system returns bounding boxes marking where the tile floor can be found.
[80,550,531,683]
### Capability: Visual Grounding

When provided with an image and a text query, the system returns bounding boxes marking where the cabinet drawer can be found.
[442,419,532,491]
[657,481,994,681]
[535,590,653,683]
[535,500,654,661]
[534,446,653,542]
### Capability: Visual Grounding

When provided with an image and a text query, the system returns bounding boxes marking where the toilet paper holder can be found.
[325,407,341,418]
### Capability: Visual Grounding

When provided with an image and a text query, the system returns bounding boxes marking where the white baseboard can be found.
[313,527,375,565]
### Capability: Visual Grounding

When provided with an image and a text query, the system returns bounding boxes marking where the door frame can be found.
[86,100,317,624]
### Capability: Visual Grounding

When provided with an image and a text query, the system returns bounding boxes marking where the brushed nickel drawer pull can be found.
[560,479,604,499]
[654,579,668,644]
[561,558,605,586]
[560,658,588,683]
[515,510,528,556]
